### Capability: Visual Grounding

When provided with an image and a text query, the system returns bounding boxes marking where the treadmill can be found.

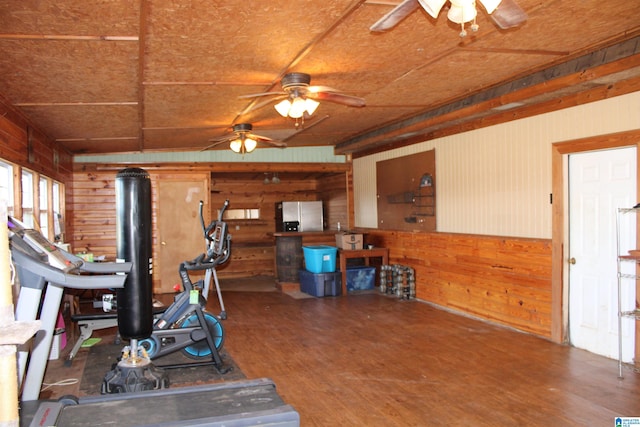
[9,219,300,427]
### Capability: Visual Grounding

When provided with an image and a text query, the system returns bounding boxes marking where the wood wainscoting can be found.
[364,230,552,339]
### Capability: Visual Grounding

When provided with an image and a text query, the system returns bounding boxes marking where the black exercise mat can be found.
[79,341,245,396]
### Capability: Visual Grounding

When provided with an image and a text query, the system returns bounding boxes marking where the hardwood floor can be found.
[222,289,640,426]
[42,280,640,426]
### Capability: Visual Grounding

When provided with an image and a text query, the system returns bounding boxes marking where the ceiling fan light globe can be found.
[447,1,477,24]
[230,139,242,153]
[417,0,447,18]
[478,0,502,14]
[275,99,292,117]
[305,98,320,116]
[288,97,307,118]
[244,138,258,153]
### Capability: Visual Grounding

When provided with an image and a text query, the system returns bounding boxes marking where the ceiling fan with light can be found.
[240,72,366,122]
[201,123,287,154]
[370,0,527,37]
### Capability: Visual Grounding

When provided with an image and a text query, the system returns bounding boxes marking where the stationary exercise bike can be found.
[137,199,232,369]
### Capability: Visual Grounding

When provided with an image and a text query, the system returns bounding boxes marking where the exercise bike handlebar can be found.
[182,253,220,271]
[199,199,230,242]
[199,200,207,241]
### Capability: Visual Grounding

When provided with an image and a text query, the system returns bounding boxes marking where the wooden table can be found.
[338,248,389,295]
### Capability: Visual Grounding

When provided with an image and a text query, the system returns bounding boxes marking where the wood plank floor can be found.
[42,280,640,426]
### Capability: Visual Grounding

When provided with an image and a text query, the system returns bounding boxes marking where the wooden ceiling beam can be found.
[335,36,640,156]
[76,161,350,174]
[138,0,150,152]
[13,102,137,107]
[353,73,640,158]
[0,34,137,41]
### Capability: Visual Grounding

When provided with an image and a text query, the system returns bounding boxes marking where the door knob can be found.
[161,241,166,246]
[569,257,576,264]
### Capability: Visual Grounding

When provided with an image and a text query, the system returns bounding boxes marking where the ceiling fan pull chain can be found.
[460,22,467,37]
[470,18,479,33]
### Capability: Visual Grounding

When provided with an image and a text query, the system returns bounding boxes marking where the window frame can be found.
[3,159,65,242]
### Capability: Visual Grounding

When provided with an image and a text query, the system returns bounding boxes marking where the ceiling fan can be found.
[239,72,366,120]
[201,123,287,154]
[370,0,527,37]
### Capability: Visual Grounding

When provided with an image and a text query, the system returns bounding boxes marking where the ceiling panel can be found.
[0,41,139,103]
[0,0,638,157]
[18,104,139,139]
[0,0,139,35]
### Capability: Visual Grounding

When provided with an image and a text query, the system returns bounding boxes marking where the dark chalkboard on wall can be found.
[376,150,436,231]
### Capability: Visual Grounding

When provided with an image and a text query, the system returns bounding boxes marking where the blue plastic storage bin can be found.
[302,245,338,273]
[299,269,342,297]
[346,266,376,291]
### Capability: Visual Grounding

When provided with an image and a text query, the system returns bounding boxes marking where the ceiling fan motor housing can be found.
[233,123,253,133]
[281,73,311,90]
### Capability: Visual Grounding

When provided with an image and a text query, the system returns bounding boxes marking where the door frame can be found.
[551,129,640,350]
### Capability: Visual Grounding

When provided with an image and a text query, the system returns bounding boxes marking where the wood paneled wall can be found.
[70,161,551,338]
[317,172,349,231]
[363,229,552,338]
[70,163,349,290]
[209,173,348,278]
[209,176,313,279]
[3,96,554,339]
[68,167,117,255]
[0,98,73,181]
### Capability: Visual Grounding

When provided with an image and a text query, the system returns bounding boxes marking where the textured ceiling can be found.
[0,0,639,157]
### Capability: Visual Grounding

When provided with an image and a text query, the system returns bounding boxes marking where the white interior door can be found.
[568,147,636,361]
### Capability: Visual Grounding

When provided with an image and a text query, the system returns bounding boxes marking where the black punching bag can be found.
[115,168,153,340]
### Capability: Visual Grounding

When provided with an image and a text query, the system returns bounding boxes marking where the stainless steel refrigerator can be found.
[277,201,324,232]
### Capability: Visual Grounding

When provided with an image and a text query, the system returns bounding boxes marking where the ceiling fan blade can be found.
[307,85,345,94]
[307,91,366,107]
[200,138,230,152]
[262,139,287,148]
[238,91,286,99]
[490,0,528,29]
[249,133,275,142]
[248,132,287,147]
[369,0,420,32]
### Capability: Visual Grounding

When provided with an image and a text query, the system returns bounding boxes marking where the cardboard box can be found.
[335,232,363,250]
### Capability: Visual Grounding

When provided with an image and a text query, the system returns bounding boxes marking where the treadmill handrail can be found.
[11,247,127,290]
[57,250,133,274]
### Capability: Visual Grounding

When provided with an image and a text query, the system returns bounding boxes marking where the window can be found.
[39,176,49,238]
[21,169,34,227]
[1,158,64,241]
[221,208,260,220]
[0,160,14,216]
[52,181,63,241]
